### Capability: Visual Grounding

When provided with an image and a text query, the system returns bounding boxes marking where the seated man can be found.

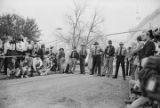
[7,57,21,77]
[32,54,43,76]
[40,55,52,76]
[125,79,141,104]
[126,58,150,108]
[21,51,33,78]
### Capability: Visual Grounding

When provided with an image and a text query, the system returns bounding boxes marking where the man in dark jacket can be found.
[58,48,65,73]
[79,44,87,74]
[140,31,155,59]
[37,44,45,61]
[70,46,79,73]
[102,40,115,77]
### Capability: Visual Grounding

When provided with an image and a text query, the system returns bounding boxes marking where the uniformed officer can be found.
[90,42,103,76]
[113,42,127,80]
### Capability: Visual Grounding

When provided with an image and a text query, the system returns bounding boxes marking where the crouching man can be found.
[7,57,21,78]
[40,55,52,76]
[21,52,33,78]
[32,54,43,76]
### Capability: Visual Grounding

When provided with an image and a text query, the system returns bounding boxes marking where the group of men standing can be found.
[90,40,127,80]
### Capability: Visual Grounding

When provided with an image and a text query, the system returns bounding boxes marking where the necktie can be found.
[95,47,97,55]
[119,48,122,56]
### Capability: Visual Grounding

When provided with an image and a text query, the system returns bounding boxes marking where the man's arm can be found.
[39,59,43,67]
[32,59,36,71]
[132,43,144,55]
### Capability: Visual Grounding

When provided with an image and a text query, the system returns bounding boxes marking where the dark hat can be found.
[108,40,112,44]
[59,48,64,51]
[93,42,99,45]
[73,46,76,49]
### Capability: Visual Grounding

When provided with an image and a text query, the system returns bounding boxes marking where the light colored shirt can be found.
[91,46,103,56]
[33,58,43,70]
[155,42,160,55]
[4,41,11,54]
[16,41,27,52]
[116,47,127,56]
[0,39,3,49]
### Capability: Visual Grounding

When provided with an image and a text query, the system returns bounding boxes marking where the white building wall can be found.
[127,11,160,47]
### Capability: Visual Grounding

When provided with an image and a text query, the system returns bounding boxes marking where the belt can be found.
[93,55,101,56]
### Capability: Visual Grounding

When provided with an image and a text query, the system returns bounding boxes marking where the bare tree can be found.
[85,10,104,45]
[56,0,104,49]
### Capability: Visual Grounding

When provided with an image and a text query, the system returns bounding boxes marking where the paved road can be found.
[0,73,128,108]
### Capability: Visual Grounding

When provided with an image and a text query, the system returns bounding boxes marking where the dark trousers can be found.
[4,50,13,75]
[126,59,131,76]
[91,55,101,75]
[114,56,125,79]
[80,57,85,74]
[0,58,4,72]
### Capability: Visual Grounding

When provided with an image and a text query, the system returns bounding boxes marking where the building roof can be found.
[130,8,160,36]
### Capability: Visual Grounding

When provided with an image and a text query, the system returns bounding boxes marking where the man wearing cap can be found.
[91,42,103,76]
[102,40,115,77]
[79,44,87,74]
[113,42,127,80]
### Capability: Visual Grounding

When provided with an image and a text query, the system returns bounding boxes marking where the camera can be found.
[139,56,160,102]
[145,74,160,102]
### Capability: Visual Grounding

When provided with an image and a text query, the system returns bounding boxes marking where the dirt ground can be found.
[0,73,129,108]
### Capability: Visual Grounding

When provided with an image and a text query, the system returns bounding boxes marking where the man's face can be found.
[108,43,112,46]
[95,44,98,48]
[36,57,40,60]
[141,32,148,41]
[128,48,132,52]
[52,56,56,59]
[25,55,29,59]
[11,58,16,63]
[81,45,85,49]
[154,29,160,36]
[120,44,123,48]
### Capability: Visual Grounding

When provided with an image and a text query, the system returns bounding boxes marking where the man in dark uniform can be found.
[113,42,127,80]
[79,43,87,74]
[90,42,103,76]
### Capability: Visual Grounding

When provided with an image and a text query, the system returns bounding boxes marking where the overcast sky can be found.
[0,0,160,43]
